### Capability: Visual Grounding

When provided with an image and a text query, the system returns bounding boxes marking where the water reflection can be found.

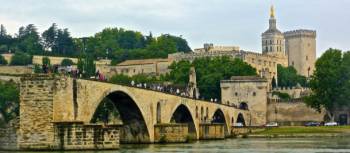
[2,137,350,153]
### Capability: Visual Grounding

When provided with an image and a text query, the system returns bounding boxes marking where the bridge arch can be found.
[90,90,151,143]
[169,104,197,138]
[236,113,246,126]
[211,108,229,136]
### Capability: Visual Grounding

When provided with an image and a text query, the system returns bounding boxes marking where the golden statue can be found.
[270,5,275,18]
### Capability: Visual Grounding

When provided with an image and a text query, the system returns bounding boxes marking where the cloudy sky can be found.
[1,0,349,56]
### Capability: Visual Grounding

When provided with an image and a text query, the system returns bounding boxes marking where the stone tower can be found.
[262,5,285,56]
[188,66,199,99]
[284,30,316,77]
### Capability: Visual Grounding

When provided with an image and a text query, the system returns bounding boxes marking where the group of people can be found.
[130,81,191,97]
[41,64,59,74]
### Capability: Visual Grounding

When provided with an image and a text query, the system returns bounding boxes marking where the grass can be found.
[254,126,350,135]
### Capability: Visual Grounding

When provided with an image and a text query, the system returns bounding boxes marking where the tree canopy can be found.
[304,48,350,121]
[0,81,19,126]
[166,56,257,100]
[277,64,307,88]
[10,52,32,65]
[60,58,74,66]
[0,24,191,63]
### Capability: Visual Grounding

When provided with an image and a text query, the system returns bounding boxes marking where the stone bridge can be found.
[15,75,252,150]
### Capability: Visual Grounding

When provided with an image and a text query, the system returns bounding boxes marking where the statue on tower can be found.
[188,66,200,99]
[270,5,275,18]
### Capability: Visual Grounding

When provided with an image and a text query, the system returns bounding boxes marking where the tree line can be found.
[0,24,192,64]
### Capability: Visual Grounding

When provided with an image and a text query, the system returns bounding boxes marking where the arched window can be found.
[157,102,161,123]
[196,106,198,118]
[206,107,209,119]
[201,107,204,122]
[239,102,249,110]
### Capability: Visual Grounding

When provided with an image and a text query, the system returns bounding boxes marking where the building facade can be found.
[284,30,317,77]
[221,76,268,126]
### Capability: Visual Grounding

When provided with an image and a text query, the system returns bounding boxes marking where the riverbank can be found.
[248,126,350,138]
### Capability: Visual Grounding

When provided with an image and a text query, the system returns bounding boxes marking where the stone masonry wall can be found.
[0,66,32,75]
[19,75,56,150]
[154,124,188,143]
[54,122,120,150]
[199,123,225,140]
[267,100,325,126]
[0,120,19,150]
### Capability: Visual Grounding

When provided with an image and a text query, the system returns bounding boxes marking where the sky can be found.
[1,0,350,57]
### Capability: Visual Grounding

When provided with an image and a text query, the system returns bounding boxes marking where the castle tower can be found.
[262,5,285,56]
[188,66,199,99]
[284,30,316,77]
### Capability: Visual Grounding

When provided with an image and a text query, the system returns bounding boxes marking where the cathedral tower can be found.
[262,6,285,56]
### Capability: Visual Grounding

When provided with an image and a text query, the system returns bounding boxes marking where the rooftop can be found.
[117,58,170,66]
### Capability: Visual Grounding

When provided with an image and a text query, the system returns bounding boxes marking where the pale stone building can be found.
[221,76,268,126]
[113,58,171,77]
[284,30,317,77]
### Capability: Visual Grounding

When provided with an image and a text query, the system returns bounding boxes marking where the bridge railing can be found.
[5,73,248,110]
[82,77,246,109]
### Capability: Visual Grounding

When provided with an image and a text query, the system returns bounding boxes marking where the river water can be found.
[3,137,350,153]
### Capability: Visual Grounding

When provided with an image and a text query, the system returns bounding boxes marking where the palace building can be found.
[113,5,316,87]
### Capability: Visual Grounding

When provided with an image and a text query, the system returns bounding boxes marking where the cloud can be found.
[0,0,349,55]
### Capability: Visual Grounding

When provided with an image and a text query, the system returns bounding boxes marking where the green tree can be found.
[42,23,58,52]
[167,56,257,100]
[10,52,32,65]
[15,24,43,54]
[0,54,7,65]
[77,54,96,78]
[42,23,76,56]
[304,49,346,121]
[277,64,307,87]
[42,56,50,66]
[0,81,19,126]
[61,58,74,66]
[109,74,131,85]
[0,24,12,53]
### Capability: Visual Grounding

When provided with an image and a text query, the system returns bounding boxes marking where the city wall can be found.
[267,100,325,126]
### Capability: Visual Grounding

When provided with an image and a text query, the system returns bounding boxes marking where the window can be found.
[306,56,308,61]
[270,40,272,45]
[252,58,255,63]
[253,92,256,96]
[292,61,294,66]
[270,46,272,52]
[265,47,268,52]
[264,61,267,66]
[235,92,238,96]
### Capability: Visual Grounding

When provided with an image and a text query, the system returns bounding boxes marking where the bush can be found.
[0,54,8,65]
[61,58,74,66]
[0,81,19,126]
[34,64,43,73]
[42,56,50,66]
[272,91,291,101]
[10,52,32,66]
[109,74,131,85]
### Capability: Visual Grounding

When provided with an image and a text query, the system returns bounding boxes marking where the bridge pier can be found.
[154,124,189,143]
[198,123,225,140]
